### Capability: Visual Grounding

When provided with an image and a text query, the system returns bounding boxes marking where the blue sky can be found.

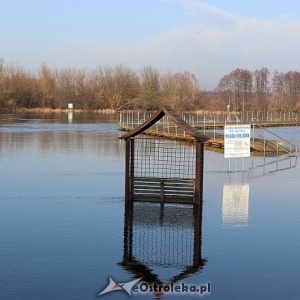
[1,0,300,90]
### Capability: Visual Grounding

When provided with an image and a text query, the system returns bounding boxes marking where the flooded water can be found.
[0,113,300,300]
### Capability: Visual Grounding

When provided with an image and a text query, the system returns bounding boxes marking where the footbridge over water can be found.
[119,111,297,157]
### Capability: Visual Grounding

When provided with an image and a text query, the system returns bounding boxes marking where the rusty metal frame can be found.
[123,108,208,205]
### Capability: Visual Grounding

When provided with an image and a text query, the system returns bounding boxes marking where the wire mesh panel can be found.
[133,138,196,179]
[130,138,198,203]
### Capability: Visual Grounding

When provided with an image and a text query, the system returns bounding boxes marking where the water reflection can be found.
[222,183,249,227]
[67,112,73,123]
[0,127,123,157]
[120,202,206,299]
[1,114,300,299]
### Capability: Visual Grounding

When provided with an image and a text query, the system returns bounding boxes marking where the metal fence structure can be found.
[119,110,299,129]
[133,138,196,179]
[120,108,208,205]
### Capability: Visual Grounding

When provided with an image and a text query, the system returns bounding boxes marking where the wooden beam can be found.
[120,107,209,142]
[120,110,165,140]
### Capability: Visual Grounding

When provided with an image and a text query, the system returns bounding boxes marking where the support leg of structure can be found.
[125,138,135,202]
[130,139,135,200]
[194,141,204,206]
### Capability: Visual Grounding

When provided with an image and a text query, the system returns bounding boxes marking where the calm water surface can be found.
[0,113,300,300]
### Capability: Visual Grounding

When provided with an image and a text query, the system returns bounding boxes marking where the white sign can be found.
[224,125,251,158]
[68,103,73,109]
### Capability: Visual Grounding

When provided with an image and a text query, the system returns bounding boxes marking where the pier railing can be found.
[119,111,298,156]
[119,110,299,129]
[119,110,299,177]
[248,125,298,177]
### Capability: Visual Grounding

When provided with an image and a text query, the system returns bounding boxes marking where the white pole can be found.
[276,140,279,171]
[263,130,266,175]
[213,117,216,140]
[251,153,254,177]
[167,116,169,134]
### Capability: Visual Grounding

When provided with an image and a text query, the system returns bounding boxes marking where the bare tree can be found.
[138,65,161,110]
[161,71,200,110]
[0,64,38,110]
[96,64,140,110]
[215,68,253,112]
[253,67,270,113]
[39,64,56,108]
[272,70,300,111]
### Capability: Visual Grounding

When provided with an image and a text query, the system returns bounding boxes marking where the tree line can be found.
[0,60,204,111]
[0,59,300,112]
[214,67,300,112]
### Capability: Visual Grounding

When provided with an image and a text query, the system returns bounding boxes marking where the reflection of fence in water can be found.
[131,203,195,268]
[133,138,196,179]
[249,155,297,177]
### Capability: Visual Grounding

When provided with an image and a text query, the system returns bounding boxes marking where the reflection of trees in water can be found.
[0,131,123,157]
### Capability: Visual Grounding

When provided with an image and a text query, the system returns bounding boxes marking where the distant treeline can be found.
[215,67,300,112]
[0,61,204,111]
[0,60,299,112]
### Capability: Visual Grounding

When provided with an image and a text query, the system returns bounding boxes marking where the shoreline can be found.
[2,108,118,114]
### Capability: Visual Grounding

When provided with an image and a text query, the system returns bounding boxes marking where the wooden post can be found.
[130,138,135,200]
[160,180,164,203]
[194,141,204,206]
[125,139,131,202]
[125,138,135,202]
